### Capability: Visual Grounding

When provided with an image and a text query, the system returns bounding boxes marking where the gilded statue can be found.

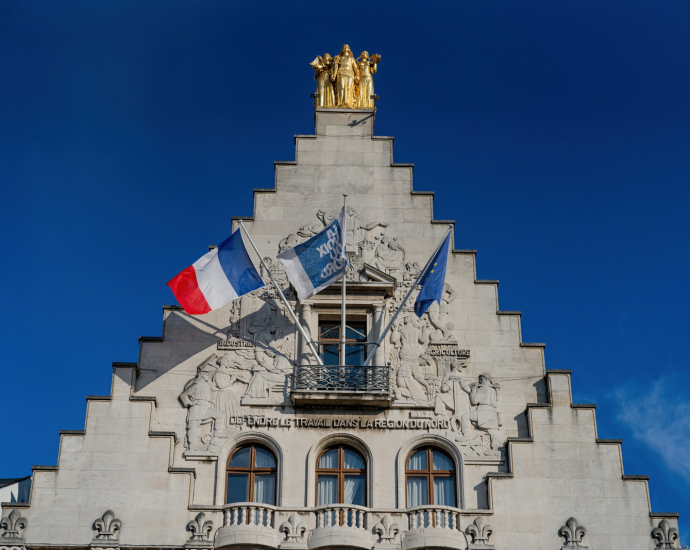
[355,51,380,109]
[311,44,381,109]
[309,53,335,108]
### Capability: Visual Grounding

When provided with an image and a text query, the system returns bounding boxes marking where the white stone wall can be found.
[1,109,678,550]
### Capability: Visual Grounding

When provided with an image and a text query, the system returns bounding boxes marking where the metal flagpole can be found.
[362,224,453,367]
[238,221,324,366]
[340,195,348,366]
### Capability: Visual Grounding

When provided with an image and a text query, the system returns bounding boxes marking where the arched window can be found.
[405,446,456,507]
[226,444,277,505]
[316,444,366,506]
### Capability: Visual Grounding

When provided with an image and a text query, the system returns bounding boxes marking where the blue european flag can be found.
[414,233,451,317]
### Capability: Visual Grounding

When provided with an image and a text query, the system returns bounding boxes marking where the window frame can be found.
[225,443,277,504]
[404,446,456,507]
[317,316,369,366]
[315,444,367,506]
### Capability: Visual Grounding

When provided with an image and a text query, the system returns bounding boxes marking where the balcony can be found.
[291,365,391,407]
[308,504,371,550]
[215,503,472,550]
[402,506,466,550]
[216,503,280,550]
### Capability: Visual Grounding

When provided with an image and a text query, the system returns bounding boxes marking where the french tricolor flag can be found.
[167,230,265,315]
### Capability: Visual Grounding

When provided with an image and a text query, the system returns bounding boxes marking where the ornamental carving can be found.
[558,517,586,548]
[652,519,679,549]
[373,514,400,543]
[279,513,308,543]
[465,517,494,549]
[0,510,27,540]
[185,513,213,547]
[92,510,121,543]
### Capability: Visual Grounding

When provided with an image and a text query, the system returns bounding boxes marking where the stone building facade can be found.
[1,107,681,550]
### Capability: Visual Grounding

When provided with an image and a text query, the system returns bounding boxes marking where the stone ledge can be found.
[497,310,522,315]
[475,280,499,285]
[253,188,276,193]
[520,342,545,348]
[526,402,552,408]
[112,362,137,369]
[163,304,184,311]
[274,161,297,167]
[622,475,649,481]
[169,467,196,478]
[506,437,534,443]
[31,465,58,471]
[138,336,163,343]
[86,395,111,401]
[294,134,317,143]
[0,502,30,508]
[59,430,85,436]
[546,369,572,374]
[131,396,157,406]
[453,249,476,254]
[149,431,176,439]
[596,439,623,444]
[571,403,597,409]
[431,219,455,225]
[650,512,680,518]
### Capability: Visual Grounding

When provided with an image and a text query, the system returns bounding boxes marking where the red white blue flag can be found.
[167,230,265,315]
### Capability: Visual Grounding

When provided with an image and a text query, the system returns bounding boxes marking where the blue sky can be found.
[1,0,689,535]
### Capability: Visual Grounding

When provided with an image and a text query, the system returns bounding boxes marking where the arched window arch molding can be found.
[215,432,284,507]
[306,432,374,508]
[396,434,465,509]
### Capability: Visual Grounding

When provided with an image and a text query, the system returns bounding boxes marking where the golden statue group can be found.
[310,44,381,109]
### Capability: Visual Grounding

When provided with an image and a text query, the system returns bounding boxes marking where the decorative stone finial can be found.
[373,514,400,543]
[92,510,121,546]
[0,509,28,540]
[185,513,213,548]
[652,519,679,549]
[279,513,307,543]
[466,516,494,549]
[559,517,587,548]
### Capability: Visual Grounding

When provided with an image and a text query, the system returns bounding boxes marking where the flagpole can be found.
[362,225,453,367]
[340,195,348,366]
[238,221,324,366]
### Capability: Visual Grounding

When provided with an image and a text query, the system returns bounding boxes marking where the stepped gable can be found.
[1,104,679,550]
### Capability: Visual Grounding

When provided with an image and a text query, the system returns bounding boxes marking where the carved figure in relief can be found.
[355,52,379,109]
[179,362,228,451]
[214,355,250,418]
[391,315,432,405]
[310,54,335,108]
[437,360,468,417]
[374,234,405,276]
[427,283,457,342]
[246,349,291,403]
[333,44,360,108]
[456,375,502,449]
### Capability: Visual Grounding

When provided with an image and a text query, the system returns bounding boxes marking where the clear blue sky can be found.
[2,0,689,535]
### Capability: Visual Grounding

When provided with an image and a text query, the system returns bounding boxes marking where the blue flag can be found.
[276,208,349,302]
[414,233,451,317]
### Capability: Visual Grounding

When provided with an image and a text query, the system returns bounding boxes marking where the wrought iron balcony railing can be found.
[293,365,390,394]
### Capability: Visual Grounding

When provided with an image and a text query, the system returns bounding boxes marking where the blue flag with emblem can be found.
[277,207,349,302]
[414,232,451,317]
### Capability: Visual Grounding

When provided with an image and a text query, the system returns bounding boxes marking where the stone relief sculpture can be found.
[180,356,241,452]
[311,45,380,109]
[390,315,432,406]
[427,283,457,342]
[245,348,291,404]
[0,510,27,541]
[185,512,214,548]
[92,510,121,544]
[652,519,679,549]
[455,375,502,450]
[559,517,587,549]
[465,517,494,549]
